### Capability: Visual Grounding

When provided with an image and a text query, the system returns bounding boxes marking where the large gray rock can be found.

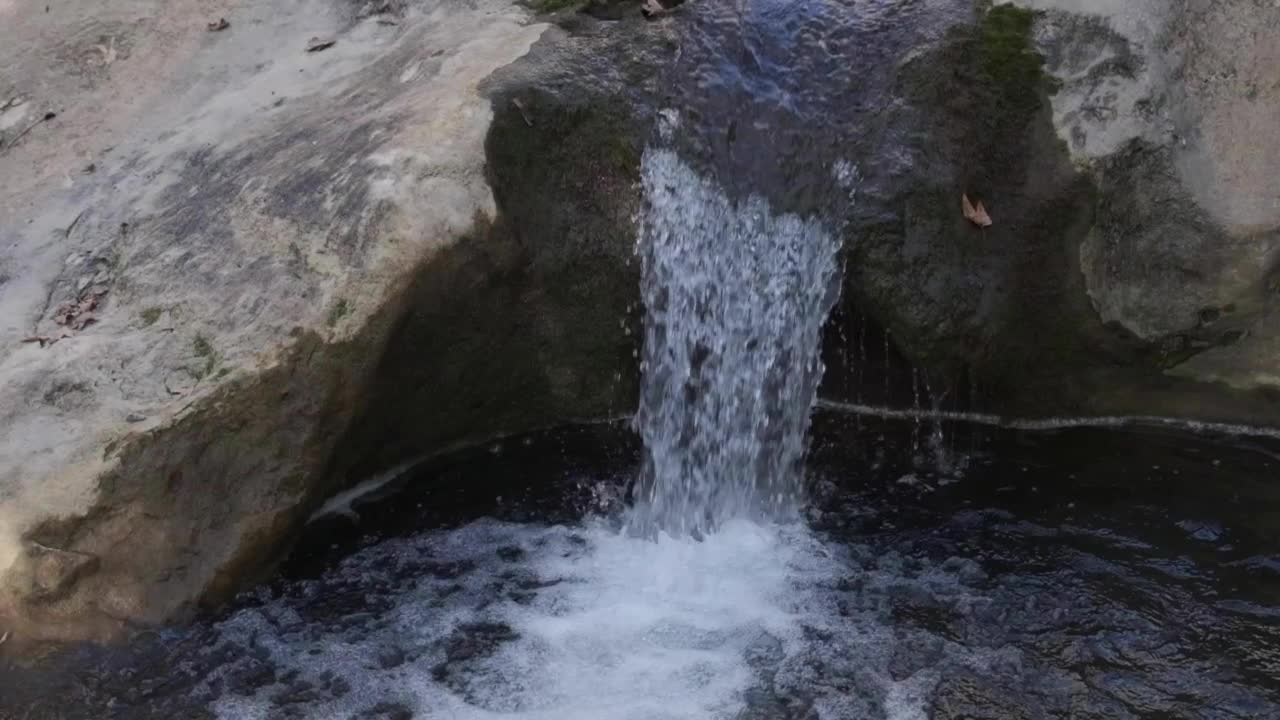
[1019,0,1280,350]
[822,0,1280,421]
[0,0,651,648]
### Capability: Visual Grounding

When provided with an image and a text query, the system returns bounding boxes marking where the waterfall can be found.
[628,147,843,537]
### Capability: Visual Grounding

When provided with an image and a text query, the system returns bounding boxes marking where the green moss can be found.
[607,135,641,175]
[191,335,218,379]
[192,335,214,358]
[140,307,163,327]
[327,298,350,327]
[976,4,1056,111]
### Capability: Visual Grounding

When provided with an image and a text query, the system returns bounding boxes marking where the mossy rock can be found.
[827,2,1119,414]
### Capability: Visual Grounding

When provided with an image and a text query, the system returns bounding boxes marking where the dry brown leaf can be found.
[962,193,993,228]
[52,289,106,331]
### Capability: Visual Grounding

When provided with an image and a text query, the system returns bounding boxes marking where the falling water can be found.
[628,147,843,537]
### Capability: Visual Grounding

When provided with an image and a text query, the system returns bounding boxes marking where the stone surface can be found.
[0,0,653,648]
[1010,0,1280,386]
[822,0,1280,422]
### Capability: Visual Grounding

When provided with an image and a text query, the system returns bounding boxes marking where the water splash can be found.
[628,148,842,537]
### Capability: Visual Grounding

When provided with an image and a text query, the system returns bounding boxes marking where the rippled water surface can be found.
[4,412,1279,719]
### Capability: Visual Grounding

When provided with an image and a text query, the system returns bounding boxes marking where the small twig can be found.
[511,98,533,127]
[175,396,201,418]
[28,540,95,558]
[64,209,85,239]
[21,335,58,348]
[163,373,185,397]
[306,37,336,53]
[2,111,56,152]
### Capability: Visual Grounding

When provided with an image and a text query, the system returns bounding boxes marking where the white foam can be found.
[209,519,869,720]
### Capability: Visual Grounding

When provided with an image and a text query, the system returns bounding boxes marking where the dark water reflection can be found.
[807,412,1280,719]
[3,411,1279,719]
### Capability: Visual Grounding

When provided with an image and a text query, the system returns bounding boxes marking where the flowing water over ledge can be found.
[3,413,1279,719]
[630,148,840,536]
[4,3,1278,717]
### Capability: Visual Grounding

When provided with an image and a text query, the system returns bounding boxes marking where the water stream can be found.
[628,147,840,536]
[5,416,1280,719]
[3,1,1280,718]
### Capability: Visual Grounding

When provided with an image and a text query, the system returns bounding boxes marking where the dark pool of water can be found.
[3,410,1280,719]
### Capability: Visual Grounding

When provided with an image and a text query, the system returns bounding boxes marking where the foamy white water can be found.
[209,145,855,720]
[214,136,853,720]
[631,148,843,536]
[207,517,928,720]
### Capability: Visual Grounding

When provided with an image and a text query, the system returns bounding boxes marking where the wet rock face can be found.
[1024,0,1280,346]
[1045,0,1280,391]
[823,3,1119,412]
[821,0,1280,422]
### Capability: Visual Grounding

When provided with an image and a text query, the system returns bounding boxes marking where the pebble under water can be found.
[3,412,1280,720]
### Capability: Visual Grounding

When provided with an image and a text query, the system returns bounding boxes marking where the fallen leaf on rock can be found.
[52,290,106,331]
[962,193,993,228]
[207,18,230,32]
[71,314,97,331]
[306,37,336,53]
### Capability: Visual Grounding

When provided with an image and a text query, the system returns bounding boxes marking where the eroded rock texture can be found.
[821,0,1280,422]
[0,0,659,647]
